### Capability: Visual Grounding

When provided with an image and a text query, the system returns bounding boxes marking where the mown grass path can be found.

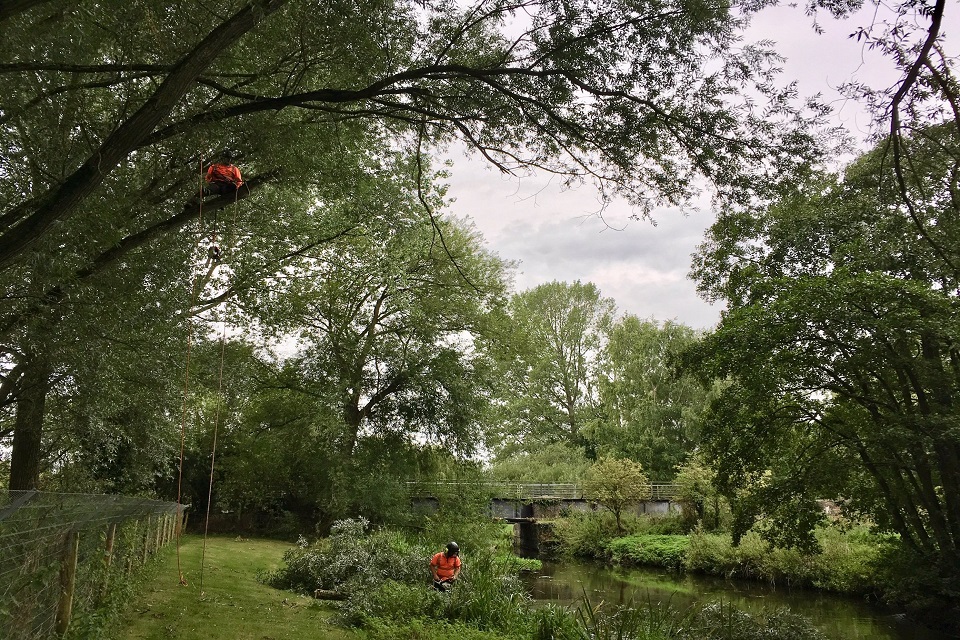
[115,535,356,640]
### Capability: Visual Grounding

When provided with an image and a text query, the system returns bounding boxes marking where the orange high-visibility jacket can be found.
[430,552,461,580]
[206,163,243,187]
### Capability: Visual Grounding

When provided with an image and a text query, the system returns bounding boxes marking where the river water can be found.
[522,561,955,639]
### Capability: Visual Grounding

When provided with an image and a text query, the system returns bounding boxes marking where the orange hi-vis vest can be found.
[206,163,243,187]
[430,552,460,580]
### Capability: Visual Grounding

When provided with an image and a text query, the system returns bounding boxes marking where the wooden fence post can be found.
[104,523,117,568]
[142,516,151,562]
[101,522,117,596]
[154,515,162,551]
[55,530,80,636]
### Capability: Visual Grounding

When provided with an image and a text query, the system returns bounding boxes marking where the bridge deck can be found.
[406,481,678,501]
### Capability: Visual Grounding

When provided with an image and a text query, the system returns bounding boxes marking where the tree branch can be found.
[0,0,290,271]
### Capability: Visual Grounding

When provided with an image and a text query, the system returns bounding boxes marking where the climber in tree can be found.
[203,149,243,197]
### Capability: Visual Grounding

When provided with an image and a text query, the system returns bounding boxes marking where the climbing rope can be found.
[176,162,242,592]
[198,186,240,594]
[175,160,209,586]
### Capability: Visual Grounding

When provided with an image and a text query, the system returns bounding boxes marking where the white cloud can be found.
[443,5,958,331]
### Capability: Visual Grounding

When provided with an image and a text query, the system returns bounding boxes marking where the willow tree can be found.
[591,316,708,480]
[0,0,827,488]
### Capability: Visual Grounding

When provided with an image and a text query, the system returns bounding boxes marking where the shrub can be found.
[264,518,430,595]
[266,517,542,637]
[339,580,443,627]
[607,535,690,571]
[550,510,622,558]
[684,526,886,594]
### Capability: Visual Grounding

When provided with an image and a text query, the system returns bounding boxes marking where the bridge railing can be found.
[406,481,679,501]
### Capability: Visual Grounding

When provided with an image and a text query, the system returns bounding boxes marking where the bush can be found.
[339,580,443,627]
[684,526,886,594]
[263,518,430,595]
[550,511,622,558]
[265,517,542,637]
[607,535,690,571]
[874,542,960,633]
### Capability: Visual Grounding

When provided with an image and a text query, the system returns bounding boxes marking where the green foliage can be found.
[2,0,827,492]
[550,511,624,558]
[874,543,960,628]
[583,457,651,533]
[359,619,509,640]
[607,535,690,571]
[265,518,429,595]
[484,281,615,456]
[568,594,826,640]
[573,593,678,640]
[440,552,530,632]
[591,317,708,480]
[684,527,885,594]
[688,124,960,605]
[340,580,444,627]
[419,477,506,556]
[531,604,583,640]
[486,443,590,483]
[673,458,729,532]
[496,554,542,573]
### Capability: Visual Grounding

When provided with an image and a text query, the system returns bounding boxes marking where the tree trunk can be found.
[8,355,52,490]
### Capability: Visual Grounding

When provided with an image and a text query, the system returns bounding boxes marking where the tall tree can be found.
[245,205,510,518]
[590,316,708,480]
[488,281,614,455]
[688,123,960,604]
[0,0,826,270]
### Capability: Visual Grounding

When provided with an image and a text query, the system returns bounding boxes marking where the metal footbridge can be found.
[406,481,679,501]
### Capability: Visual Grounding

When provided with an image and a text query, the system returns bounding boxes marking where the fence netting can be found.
[0,490,185,639]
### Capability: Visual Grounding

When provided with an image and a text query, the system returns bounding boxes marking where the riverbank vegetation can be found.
[115,526,834,640]
[259,516,829,640]
[548,500,890,596]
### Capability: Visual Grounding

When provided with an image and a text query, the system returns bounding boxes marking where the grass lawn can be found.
[114,534,357,640]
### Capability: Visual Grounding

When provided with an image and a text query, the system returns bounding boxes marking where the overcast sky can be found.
[443,4,950,330]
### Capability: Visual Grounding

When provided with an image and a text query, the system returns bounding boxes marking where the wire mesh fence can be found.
[0,490,186,639]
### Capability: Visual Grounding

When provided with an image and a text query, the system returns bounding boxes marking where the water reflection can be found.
[522,561,953,640]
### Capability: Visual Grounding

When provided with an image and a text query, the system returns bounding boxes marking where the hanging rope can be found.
[198,185,242,595]
[176,159,209,587]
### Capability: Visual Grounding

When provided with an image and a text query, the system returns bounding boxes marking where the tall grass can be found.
[684,527,885,594]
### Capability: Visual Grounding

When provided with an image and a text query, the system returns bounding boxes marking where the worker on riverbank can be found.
[430,541,461,591]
